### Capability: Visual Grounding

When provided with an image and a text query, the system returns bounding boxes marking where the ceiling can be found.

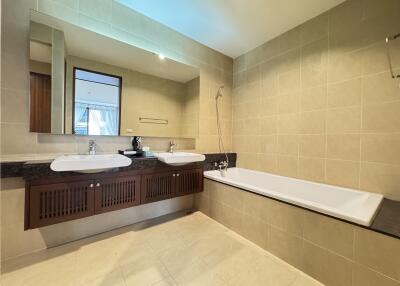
[31,11,199,83]
[117,0,346,58]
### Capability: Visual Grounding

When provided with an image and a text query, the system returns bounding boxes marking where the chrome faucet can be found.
[215,161,228,176]
[169,140,176,153]
[88,140,96,155]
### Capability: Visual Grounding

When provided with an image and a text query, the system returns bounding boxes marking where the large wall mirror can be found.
[29,11,200,138]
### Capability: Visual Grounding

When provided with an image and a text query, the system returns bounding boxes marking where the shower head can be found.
[216,85,224,99]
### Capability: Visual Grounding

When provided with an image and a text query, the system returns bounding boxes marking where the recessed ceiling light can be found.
[158,54,165,60]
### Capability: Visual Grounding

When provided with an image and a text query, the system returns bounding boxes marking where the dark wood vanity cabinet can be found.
[141,171,175,204]
[29,180,95,228]
[94,175,141,214]
[140,168,203,204]
[174,168,203,197]
[26,166,203,229]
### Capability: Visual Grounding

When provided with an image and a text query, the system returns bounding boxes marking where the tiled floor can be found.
[1,211,323,286]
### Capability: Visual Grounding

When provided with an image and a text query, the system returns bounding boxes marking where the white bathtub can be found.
[204,168,383,226]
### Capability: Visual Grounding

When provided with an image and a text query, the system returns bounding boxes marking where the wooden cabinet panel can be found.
[29,180,94,228]
[30,72,51,133]
[175,168,203,197]
[94,175,141,214]
[141,172,174,204]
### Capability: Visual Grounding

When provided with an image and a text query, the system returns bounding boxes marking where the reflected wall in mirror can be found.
[29,11,200,139]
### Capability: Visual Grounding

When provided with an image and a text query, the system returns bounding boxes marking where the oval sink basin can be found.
[154,152,205,166]
[50,154,132,173]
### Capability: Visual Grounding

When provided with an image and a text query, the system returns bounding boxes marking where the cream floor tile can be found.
[174,259,227,286]
[1,212,323,286]
[82,269,126,286]
[290,274,325,286]
[121,257,172,286]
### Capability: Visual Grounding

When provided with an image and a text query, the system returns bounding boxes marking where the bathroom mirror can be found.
[29,11,200,138]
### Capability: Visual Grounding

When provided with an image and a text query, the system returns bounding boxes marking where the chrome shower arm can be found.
[385,33,400,79]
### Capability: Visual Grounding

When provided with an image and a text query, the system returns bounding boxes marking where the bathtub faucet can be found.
[215,161,228,176]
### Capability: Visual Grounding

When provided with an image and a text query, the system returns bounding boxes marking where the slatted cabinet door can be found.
[174,168,204,197]
[141,172,175,204]
[94,175,141,214]
[29,180,95,228]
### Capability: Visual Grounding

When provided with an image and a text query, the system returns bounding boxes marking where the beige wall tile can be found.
[328,50,363,83]
[302,240,353,286]
[326,134,360,161]
[266,200,304,237]
[260,38,281,61]
[301,38,328,88]
[278,49,301,74]
[260,96,278,116]
[325,159,360,188]
[259,154,278,173]
[269,226,303,269]
[298,157,325,182]
[299,110,326,134]
[362,71,400,104]
[303,211,354,259]
[1,88,29,124]
[326,106,361,134]
[278,92,300,114]
[277,134,299,156]
[242,191,270,222]
[211,182,244,211]
[261,60,279,97]
[354,227,400,281]
[299,134,326,158]
[261,135,278,154]
[300,13,329,45]
[277,113,299,134]
[329,0,362,53]
[300,86,327,112]
[360,162,400,200]
[361,133,400,165]
[260,116,277,135]
[231,0,400,202]
[362,43,394,75]
[327,78,361,108]
[279,27,301,53]
[279,68,301,95]
[361,0,400,47]
[240,214,268,249]
[362,101,400,133]
[353,264,400,286]
[277,155,298,178]
[1,123,38,154]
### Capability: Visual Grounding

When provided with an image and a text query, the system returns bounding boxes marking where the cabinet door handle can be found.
[89,183,94,188]
[96,183,101,187]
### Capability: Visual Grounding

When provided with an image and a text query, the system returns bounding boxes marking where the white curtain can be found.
[75,101,118,135]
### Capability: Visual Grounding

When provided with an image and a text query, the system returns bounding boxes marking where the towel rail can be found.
[139,117,168,124]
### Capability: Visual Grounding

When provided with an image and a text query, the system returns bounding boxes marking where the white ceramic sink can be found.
[50,154,132,173]
[155,152,206,166]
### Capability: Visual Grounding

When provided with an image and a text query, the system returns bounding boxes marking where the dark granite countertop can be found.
[1,152,398,239]
[0,153,237,180]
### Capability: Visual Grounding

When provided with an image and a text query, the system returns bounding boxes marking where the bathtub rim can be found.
[203,167,384,227]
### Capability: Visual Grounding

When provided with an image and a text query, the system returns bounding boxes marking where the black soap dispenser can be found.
[132,136,143,157]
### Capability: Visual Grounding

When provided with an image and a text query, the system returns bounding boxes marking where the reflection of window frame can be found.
[72,67,122,136]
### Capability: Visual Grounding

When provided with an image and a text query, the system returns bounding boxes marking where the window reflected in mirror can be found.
[73,68,121,136]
